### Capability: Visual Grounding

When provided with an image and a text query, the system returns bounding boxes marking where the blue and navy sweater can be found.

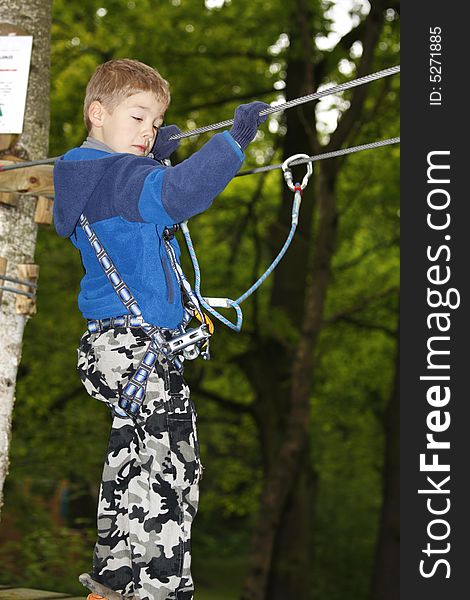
[53,131,244,328]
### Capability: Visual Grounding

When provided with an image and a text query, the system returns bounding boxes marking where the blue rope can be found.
[180,188,302,332]
[180,222,244,331]
[236,221,297,304]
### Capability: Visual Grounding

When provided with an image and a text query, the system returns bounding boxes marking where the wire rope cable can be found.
[237,136,400,177]
[0,136,400,177]
[169,65,400,140]
[0,156,60,171]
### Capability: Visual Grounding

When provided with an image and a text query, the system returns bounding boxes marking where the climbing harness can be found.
[180,154,313,332]
[161,224,215,347]
[78,213,212,419]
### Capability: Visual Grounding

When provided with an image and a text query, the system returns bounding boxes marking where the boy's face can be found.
[89,91,166,156]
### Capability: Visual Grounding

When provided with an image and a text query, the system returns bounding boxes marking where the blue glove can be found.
[150,124,181,160]
[229,101,269,151]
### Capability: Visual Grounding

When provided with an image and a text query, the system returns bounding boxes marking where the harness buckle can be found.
[163,224,180,241]
[167,324,211,355]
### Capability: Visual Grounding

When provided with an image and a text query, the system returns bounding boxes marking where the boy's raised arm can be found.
[138,102,268,225]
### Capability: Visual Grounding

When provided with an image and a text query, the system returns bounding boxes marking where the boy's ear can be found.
[88,100,106,128]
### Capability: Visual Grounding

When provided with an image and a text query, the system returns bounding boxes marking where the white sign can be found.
[0,35,33,134]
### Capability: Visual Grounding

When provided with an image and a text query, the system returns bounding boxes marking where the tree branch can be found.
[324,285,399,327]
[332,315,397,338]
[48,385,85,412]
[192,386,254,415]
[187,87,276,112]
[337,165,375,218]
[168,50,272,63]
[325,0,391,162]
[334,236,399,272]
[228,142,279,268]
[316,19,366,79]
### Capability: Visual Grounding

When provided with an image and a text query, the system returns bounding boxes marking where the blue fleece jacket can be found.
[53,131,244,328]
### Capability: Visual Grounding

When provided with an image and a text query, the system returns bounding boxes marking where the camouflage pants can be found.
[77,327,202,600]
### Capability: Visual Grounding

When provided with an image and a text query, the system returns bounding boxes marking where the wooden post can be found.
[0,160,54,196]
[15,263,39,315]
[0,3,53,512]
[0,134,18,152]
[0,192,18,207]
[34,195,54,225]
[0,257,6,304]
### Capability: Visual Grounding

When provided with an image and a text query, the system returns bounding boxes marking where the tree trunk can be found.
[262,10,320,596]
[240,155,340,600]
[239,0,393,595]
[238,7,321,597]
[267,454,318,600]
[370,326,400,600]
[0,0,52,515]
[269,3,318,327]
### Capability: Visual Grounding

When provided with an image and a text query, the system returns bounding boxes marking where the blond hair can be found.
[83,58,171,131]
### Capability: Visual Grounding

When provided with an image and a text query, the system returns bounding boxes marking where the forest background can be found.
[0,1,400,599]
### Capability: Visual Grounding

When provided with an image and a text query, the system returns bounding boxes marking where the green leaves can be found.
[1,2,400,598]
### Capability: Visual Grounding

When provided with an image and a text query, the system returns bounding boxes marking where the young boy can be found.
[53,59,267,600]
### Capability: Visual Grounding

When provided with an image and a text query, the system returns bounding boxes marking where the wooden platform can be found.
[0,587,83,599]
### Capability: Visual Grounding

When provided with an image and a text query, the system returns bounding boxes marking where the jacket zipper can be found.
[161,252,175,304]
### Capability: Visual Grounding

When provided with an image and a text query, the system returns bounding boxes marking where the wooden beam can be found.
[0,134,17,151]
[0,161,54,196]
[0,257,6,304]
[0,191,19,207]
[0,586,83,599]
[34,195,54,225]
[15,263,39,315]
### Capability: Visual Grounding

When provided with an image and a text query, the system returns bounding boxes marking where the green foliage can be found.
[1,1,399,599]
[0,496,94,594]
[0,527,92,592]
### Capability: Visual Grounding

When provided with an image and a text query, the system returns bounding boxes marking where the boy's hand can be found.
[229,101,270,151]
[150,124,181,160]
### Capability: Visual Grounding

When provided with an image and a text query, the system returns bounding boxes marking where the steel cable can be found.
[169,65,400,140]
[236,136,400,177]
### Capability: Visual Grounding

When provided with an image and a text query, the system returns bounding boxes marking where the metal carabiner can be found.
[281,153,313,192]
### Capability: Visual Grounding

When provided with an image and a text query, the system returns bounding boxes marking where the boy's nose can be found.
[140,122,153,136]
[143,129,155,143]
